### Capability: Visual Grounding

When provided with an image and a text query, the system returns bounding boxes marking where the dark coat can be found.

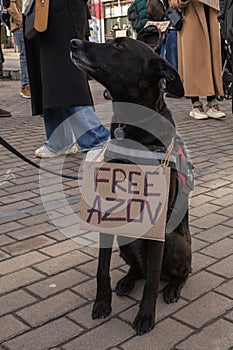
[24,0,92,116]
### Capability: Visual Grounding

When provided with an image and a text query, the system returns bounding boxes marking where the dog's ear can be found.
[156,57,184,97]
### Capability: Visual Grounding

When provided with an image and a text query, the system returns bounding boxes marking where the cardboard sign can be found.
[114,29,127,38]
[198,0,219,10]
[80,161,170,241]
[145,21,170,32]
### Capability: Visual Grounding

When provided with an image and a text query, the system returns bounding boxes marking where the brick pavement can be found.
[0,78,233,350]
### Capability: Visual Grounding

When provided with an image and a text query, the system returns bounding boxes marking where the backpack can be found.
[127,2,138,30]
[223,0,233,44]
[137,24,165,53]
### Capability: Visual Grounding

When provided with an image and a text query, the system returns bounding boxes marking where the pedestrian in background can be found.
[218,0,233,113]
[170,0,226,119]
[0,0,12,117]
[6,0,30,98]
[23,0,109,158]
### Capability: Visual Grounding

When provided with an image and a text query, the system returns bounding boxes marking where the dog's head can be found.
[70,37,184,107]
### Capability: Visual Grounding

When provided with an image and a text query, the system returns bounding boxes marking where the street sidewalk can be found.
[0,77,233,350]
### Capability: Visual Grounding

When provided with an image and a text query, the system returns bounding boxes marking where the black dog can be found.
[71,37,192,335]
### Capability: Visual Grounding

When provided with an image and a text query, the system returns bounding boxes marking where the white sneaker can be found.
[189,102,208,120]
[35,144,79,158]
[206,103,226,119]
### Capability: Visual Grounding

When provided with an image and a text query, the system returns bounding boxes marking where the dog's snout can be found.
[70,39,82,51]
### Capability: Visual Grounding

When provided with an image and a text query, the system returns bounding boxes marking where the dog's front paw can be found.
[92,300,112,319]
[133,312,155,335]
[163,283,180,304]
[116,275,135,296]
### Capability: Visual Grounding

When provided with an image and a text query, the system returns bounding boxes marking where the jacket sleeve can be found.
[7,0,22,29]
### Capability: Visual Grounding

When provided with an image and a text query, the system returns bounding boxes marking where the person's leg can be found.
[43,107,74,152]
[35,106,109,157]
[70,106,109,151]
[165,29,178,70]
[206,95,225,119]
[13,29,30,96]
[189,97,208,120]
[232,48,233,113]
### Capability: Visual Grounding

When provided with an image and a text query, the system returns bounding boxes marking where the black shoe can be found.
[0,108,11,117]
[165,92,180,98]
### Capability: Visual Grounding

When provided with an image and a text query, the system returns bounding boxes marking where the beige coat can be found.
[170,0,223,97]
[7,0,23,32]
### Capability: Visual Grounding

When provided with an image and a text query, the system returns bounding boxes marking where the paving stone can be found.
[211,193,233,206]
[176,319,233,350]
[34,251,92,276]
[16,290,85,327]
[216,279,233,299]
[217,204,233,217]
[63,319,134,350]
[0,315,29,343]
[190,194,213,208]
[0,268,44,294]
[0,290,37,316]
[173,292,233,328]
[191,213,228,229]
[181,270,224,301]
[68,293,136,329]
[7,223,55,240]
[39,239,83,257]
[119,292,187,325]
[2,236,55,256]
[1,78,233,350]
[191,252,217,273]
[121,318,192,350]
[0,234,15,247]
[0,222,24,235]
[191,237,209,252]
[206,186,233,198]
[73,269,125,302]
[0,250,10,260]
[2,318,82,350]
[207,255,233,278]
[190,203,221,218]
[224,216,233,227]
[17,213,50,226]
[204,179,231,189]
[225,310,233,321]
[199,237,233,259]
[194,224,233,243]
[0,251,48,275]
[27,269,88,298]
[1,200,37,213]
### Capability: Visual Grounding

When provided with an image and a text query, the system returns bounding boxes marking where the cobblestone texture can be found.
[0,60,233,349]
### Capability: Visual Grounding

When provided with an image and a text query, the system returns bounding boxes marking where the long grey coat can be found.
[24,0,92,115]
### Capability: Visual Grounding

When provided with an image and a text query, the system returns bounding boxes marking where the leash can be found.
[0,136,80,180]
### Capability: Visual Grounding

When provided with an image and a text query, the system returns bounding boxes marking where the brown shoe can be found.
[0,108,12,117]
[20,84,31,99]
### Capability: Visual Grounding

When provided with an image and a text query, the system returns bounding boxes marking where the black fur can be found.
[71,37,192,335]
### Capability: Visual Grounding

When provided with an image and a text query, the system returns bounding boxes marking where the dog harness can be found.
[104,133,194,233]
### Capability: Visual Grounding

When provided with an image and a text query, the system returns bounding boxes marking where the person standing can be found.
[23,0,109,158]
[170,0,226,119]
[6,0,30,98]
[0,0,12,117]
[219,0,233,113]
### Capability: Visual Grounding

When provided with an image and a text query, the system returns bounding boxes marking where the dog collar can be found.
[106,142,177,164]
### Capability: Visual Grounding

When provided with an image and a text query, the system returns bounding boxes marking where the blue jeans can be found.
[44,106,110,152]
[161,29,178,90]
[165,29,178,70]
[13,29,29,86]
